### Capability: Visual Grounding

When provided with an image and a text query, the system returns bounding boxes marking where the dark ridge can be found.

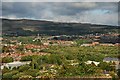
[2,18,120,36]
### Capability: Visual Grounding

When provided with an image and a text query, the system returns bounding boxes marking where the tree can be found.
[34,39,43,45]
[117,69,120,78]
[65,53,74,60]
[20,56,32,61]
[2,46,10,53]
[98,62,115,71]
[12,72,25,78]
[2,57,14,63]
[19,75,32,79]
[16,45,24,52]
[18,65,31,72]
[2,67,10,74]
[49,42,53,44]
[75,39,89,46]
[2,70,18,78]
[30,58,39,69]
[23,69,40,77]
[48,54,62,65]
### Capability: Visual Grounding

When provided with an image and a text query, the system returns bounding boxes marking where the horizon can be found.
[1,18,119,26]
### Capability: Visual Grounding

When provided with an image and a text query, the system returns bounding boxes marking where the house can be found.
[92,42,99,45]
[103,70,110,77]
[81,43,115,47]
[114,43,120,46]
[103,57,120,69]
[100,44,114,46]
[81,44,93,47]
[85,60,100,66]
[103,57,119,63]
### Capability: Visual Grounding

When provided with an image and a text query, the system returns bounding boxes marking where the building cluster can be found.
[81,42,120,47]
[43,40,74,46]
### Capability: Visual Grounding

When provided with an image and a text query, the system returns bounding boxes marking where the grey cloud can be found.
[2,2,118,25]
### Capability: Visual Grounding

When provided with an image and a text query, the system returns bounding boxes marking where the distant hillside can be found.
[2,18,119,36]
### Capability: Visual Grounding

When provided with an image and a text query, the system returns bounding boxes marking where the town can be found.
[0,33,120,79]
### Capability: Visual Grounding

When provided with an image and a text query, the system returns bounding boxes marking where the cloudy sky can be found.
[2,2,118,25]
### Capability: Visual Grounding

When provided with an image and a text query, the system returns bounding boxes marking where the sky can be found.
[1,2,119,26]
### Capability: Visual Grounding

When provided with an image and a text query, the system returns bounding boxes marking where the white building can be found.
[1,61,31,70]
[85,60,100,66]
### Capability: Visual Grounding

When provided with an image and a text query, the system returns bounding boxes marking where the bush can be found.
[12,72,25,78]
[117,69,120,78]
[37,56,49,64]
[18,64,31,72]
[2,46,10,53]
[2,57,14,63]
[3,72,13,78]
[2,70,19,78]
[98,62,115,71]
[19,75,32,78]
[2,67,10,74]
[48,54,62,65]
[20,56,32,61]
[23,69,40,77]
[65,53,74,60]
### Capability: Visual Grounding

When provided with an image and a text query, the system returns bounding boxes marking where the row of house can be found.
[1,51,49,61]
[81,42,119,47]
[43,40,74,46]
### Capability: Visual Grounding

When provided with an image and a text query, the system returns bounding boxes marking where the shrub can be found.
[2,67,10,74]
[3,72,13,78]
[2,57,14,63]
[20,56,32,61]
[2,70,19,78]
[23,69,39,77]
[98,62,115,71]
[19,75,32,78]
[117,69,120,78]
[12,72,25,78]
[2,46,10,53]
[18,64,31,72]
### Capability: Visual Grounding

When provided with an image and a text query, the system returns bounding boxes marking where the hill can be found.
[2,18,119,36]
